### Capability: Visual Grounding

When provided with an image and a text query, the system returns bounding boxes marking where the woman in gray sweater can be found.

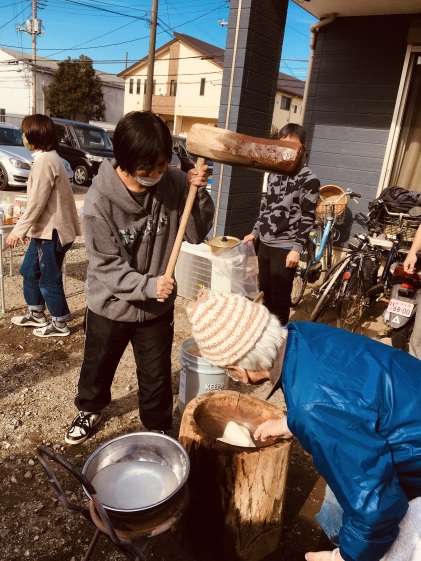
[65,111,214,444]
[6,114,81,337]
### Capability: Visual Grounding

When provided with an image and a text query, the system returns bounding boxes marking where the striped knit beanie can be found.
[186,290,269,367]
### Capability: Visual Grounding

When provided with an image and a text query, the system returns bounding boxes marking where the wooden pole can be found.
[157,157,205,302]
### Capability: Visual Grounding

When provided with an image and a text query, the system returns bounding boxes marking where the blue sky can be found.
[0,0,316,80]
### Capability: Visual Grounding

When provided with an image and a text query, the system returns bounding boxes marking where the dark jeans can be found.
[75,307,175,431]
[258,243,296,325]
[20,229,72,321]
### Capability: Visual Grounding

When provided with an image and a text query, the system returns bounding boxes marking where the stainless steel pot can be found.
[82,432,190,518]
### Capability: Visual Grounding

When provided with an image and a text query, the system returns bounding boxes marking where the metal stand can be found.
[0,225,14,314]
[36,445,188,561]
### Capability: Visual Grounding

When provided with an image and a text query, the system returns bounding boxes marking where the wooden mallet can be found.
[157,124,304,301]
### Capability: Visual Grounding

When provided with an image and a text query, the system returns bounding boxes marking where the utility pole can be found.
[16,0,44,114]
[31,0,37,114]
[144,0,158,111]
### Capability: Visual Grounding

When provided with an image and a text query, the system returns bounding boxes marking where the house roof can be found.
[173,32,224,67]
[0,47,124,88]
[118,33,304,97]
[277,72,305,97]
[118,32,224,77]
[293,0,421,19]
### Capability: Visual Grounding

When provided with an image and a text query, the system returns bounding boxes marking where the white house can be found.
[0,47,124,126]
[118,33,304,137]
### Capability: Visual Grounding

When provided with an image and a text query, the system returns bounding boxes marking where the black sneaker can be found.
[65,411,103,445]
[11,311,48,327]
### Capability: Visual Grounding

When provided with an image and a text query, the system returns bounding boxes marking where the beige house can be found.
[118,33,304,136]
[272,73,305,135]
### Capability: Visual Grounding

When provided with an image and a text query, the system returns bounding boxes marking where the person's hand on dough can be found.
[254,416,293,441]
[305,549,344,561]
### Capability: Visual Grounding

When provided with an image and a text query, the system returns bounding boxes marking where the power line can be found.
[0,4,29,32]
[60,0,149,20]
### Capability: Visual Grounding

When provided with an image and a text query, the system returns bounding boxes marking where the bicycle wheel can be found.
[310,258,349,322]
[291,241,313,307]
[337,273,365,332]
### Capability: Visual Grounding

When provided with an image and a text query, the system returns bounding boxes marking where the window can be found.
[136,79,141,94]
[200,78,206,96]
[389,53,421,191]
[153,80,156,95]
[129,78,133,94]
[293,105,298,114]
[0,109,5,123]
[54,124,70,145]
[170,80,177,97]
[280,96,291,111]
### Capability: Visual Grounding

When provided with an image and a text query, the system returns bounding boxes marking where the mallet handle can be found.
[157,156,206,302]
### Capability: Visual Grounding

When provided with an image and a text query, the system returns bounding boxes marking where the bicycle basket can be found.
[316,185,348,224]
[380,213,421,245]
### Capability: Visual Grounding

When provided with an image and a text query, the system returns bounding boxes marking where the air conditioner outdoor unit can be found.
[175,242,232,301]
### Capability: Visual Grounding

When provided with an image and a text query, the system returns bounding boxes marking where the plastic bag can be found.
[212,241,259,299]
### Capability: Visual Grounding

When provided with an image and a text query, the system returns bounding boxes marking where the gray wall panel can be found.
[311,152,384,173]
[313,84,398,101]
[311,138,386,159]
[313,98,396,116]
[311,124,389,144]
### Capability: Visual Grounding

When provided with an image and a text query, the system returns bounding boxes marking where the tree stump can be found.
[174,390,292,561]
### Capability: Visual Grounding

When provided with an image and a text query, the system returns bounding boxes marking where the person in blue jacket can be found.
[186,290,421,561]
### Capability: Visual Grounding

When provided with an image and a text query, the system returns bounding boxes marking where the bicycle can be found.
[310,203,420,330]
[291,185,361,307]
[308,232,382,325]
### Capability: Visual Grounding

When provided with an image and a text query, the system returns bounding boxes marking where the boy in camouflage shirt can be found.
[243,124,320,324]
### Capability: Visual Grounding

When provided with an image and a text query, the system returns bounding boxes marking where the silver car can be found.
[0,123,73,190]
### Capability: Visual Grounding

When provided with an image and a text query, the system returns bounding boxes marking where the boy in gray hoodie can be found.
[65,111,214,444]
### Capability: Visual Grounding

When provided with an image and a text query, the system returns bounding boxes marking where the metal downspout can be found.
[301,13,337,119]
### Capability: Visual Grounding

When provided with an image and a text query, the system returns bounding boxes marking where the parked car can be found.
[169,152,182,169]
[172,135,195,173]
[51,118,114,186]
[0,123,73,191]
[172,134,214,177]
[89,120,116,142]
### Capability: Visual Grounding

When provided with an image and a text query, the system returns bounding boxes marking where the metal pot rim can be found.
[82,432,190,514]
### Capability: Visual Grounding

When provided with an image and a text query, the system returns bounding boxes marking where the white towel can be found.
[381,497,421,561]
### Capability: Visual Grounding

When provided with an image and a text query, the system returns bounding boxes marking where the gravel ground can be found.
[0,231,391,561]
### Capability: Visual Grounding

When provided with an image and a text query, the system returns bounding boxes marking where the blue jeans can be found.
[20,230,73,322]
[315,485,343,546]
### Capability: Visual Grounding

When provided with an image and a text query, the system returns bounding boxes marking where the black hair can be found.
[21,114,58,151]
[113,111,173,174]
[278,123,307,146]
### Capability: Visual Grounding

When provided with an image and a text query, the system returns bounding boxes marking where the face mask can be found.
[22,133,33,151]
[133,172,164,187]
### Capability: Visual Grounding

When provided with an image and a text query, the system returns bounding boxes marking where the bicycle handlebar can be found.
[347,190,361,199]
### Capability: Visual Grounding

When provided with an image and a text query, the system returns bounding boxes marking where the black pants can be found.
[75,307,174,431]
[258,243,296,325]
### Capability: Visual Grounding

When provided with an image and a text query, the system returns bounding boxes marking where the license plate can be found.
[387,299,414,318]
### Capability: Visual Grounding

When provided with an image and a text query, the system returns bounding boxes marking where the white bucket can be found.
[178,338,229,414]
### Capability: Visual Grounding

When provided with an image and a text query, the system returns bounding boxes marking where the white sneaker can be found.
[33,321,70,338]
[12,311,48,327]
